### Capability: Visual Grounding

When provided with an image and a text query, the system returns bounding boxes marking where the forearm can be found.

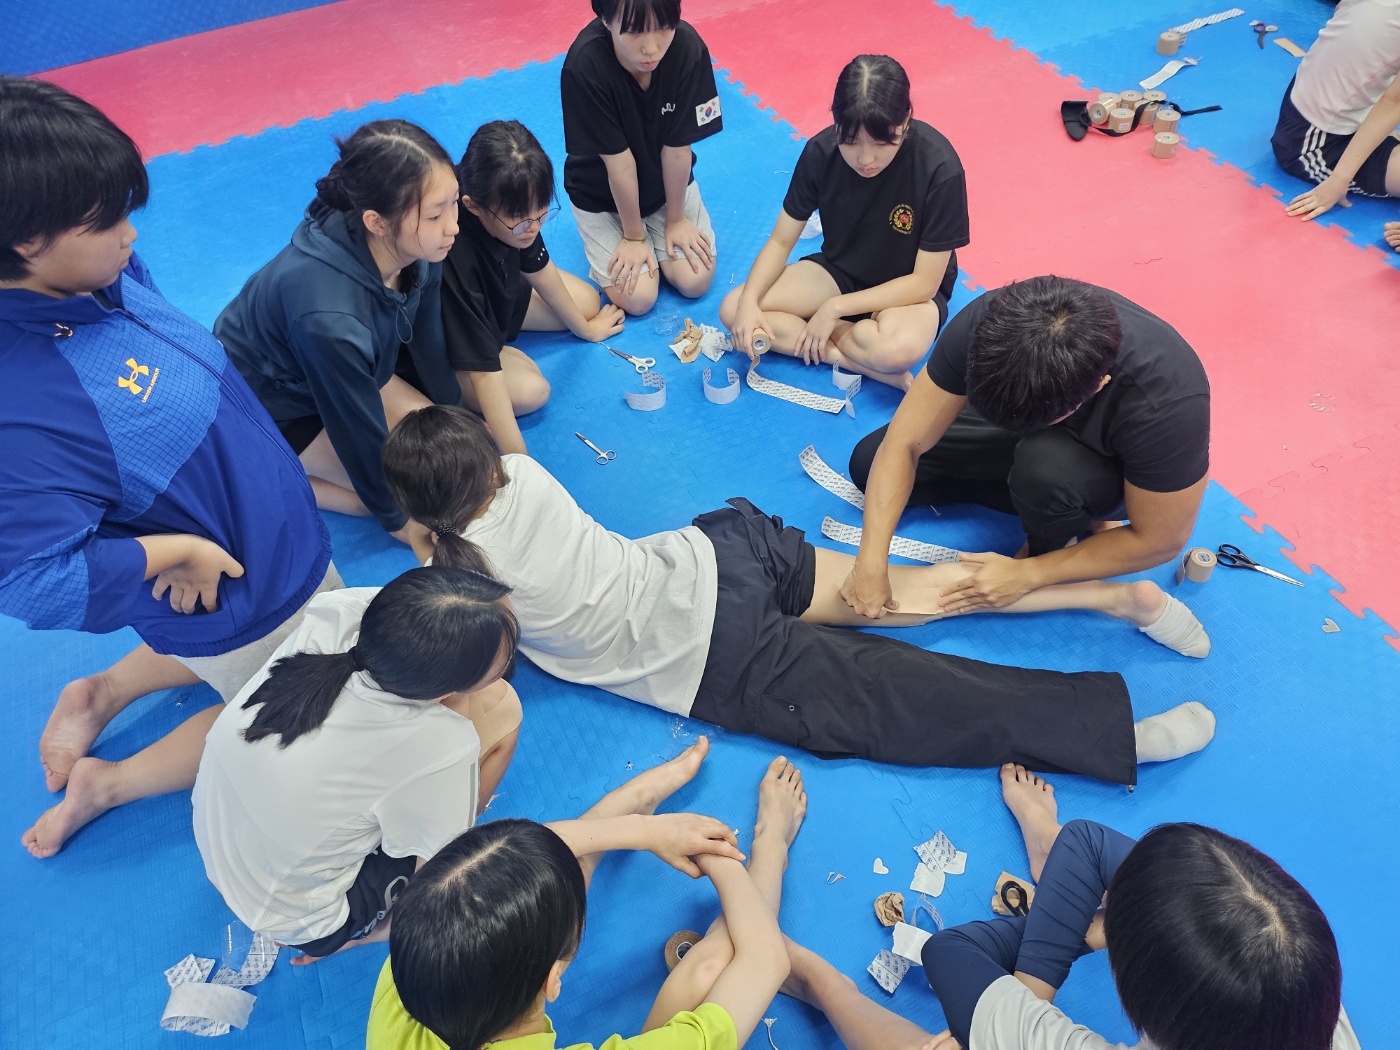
[696,856,788,1039]
[1325,91,1400,187]
[660,145,693,226]
[603,152,648,239]
[855,439,920,567]
[525,263,592,337]
[1019,520,1183,588]
[546,813,650,858]
[467,369,527,455]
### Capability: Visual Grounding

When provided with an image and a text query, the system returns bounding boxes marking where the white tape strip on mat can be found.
[799,445,864,509]
[703,366,740,404]
[1169,7,1243,33]
[746,365,861,416]
[867,949,911,993]
[820,517,961,565]
[624,371,666,411]
[1140,56,1198,90]
[160,931,279,1037]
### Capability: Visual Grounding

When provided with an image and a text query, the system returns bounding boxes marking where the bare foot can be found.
[619,736,711,816]
[40,675,120,792]
[22,756,119,858]
[753,756,808,851]
[1385,221,1400,250]
[999,763,1061,883]
[779,936,853,1005]
[1109,579,1168,628]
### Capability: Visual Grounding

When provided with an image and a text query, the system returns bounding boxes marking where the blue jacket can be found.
[214,200,462,532]
[0,254,330,658]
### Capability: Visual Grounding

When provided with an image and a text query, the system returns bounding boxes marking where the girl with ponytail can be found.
[214,119,465,544]
[192,566,523,960]
[443,120,624,455]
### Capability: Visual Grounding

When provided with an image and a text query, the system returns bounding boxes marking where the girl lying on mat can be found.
[365,739,777,1050]
[443,120,624,457]
[921,764,1362,1050]
[191,567,523,962]
[722,54,969,390]
[382,405,1216,787]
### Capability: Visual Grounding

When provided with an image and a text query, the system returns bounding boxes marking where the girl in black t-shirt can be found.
[721,55,970,390]
[443,121,623,455]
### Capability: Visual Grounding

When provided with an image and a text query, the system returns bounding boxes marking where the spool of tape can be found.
[1175,547,1216,585]
[1157,29,1184,55]
[1153,107,1181,135]
[1106,107,1134,134]
[1118,89,1144,112]
[751,331,769,355]
[664,930,703,971]
[1087,101,1111,125]
[1152,132,1180,158]
[1142,90,1167,122]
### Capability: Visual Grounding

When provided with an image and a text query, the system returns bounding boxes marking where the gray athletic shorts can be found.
[571,181,716,287]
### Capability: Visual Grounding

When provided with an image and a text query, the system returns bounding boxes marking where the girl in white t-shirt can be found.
[192,566,523,960]
[382,406,1218,788]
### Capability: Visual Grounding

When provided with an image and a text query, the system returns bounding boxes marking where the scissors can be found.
[575,431,616,465]
[1250,19,1278,47]
[1216,544,1304,587]
[604,344,656,373]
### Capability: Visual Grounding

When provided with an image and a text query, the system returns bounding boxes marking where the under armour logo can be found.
[118,358,150,394]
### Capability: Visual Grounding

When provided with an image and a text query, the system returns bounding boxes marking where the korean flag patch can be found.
[695,96,721,126]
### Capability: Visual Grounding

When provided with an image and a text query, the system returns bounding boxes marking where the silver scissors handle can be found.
[574,431,616,465]
[605,345,655,372]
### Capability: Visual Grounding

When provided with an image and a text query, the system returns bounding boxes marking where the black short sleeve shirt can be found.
[782,121,969,302]
[561,19,723,215]
[440,206,550,373]
[925,287,1211,492]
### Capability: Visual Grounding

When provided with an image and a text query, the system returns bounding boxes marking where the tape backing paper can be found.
[1168,7,1243,33]
[624,371,666,411]
[703,367,741,404]
[746,364,861,416]
[819,517,961,565]
[1140,57,1199,90]
[799,445,865,509]
[868,949,912,993]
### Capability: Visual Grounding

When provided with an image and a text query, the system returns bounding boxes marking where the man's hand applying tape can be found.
[839,558,900,619]
[938,552,1040,613]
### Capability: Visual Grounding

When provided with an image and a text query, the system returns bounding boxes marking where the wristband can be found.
[622,235,648,243]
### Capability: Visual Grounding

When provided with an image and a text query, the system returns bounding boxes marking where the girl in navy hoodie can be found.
[215,120,464,542]
[0,77,336,857]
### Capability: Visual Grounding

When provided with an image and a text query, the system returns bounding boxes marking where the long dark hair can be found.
[831,55,911,144]
[314,119,453,235]
[241,566,518,748]
[0,76,149,282]
[1104,822,1343,1050]
[390,820,587,1050]
[383,406,507,576]
[457,121,555,220]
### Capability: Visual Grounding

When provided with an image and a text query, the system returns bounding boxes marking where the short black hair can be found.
[592,0,680,33]
[0,76,149,282]
[390,820,587,1049]
[457,120,555,220]
[964,276,1121,433]
[1105,822,1342,1050]
[832,55,911,144]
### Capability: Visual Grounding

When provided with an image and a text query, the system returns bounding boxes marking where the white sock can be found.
[1139,594,1211,658]
[1134,701,1217,763]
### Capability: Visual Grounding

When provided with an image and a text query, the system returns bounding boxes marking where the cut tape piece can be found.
[911,863,946,897]
[1273,36,1306,57]
[820,517,961,565]
[1140,57,1199,90]
[703,367,741,404]
[945,850,968,876]
[746,365,861,416]
[892,920,934,964]
[625,371,666,411]
[800,445,865,509]
[1169,7,1244,33]
[868,949,911,993]
[915,831,957,870]
[697,324,731,362]
[161,982,256,1036]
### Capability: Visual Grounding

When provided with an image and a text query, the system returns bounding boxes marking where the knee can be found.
[666,264,716,300]
[718,286,742,328]
[847,429,887,490]
[1007,436,1083,511]
[855,323,932,374]
[574,281,602,318]
[513,372,551,416]
[607,282,659,317]
[676,932,733,991]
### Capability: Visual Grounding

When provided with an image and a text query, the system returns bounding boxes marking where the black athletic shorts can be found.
[800,251,950,327]
[277,414,323,455]
[288,846,417,958]
[1272,77,1398,198]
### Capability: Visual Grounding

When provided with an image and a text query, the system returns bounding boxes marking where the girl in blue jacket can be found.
[0,77,335,857]
[215,120,464,542]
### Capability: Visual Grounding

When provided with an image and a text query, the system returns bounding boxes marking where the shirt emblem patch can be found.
[889,204,915,235]
[695,97,721,126]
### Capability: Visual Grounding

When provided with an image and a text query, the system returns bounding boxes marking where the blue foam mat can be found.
[936,0,1400,265]
[3,57,1396,1050]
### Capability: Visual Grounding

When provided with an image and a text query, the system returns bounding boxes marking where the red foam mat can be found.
[41,0,579,158]
[702,0,1400,638]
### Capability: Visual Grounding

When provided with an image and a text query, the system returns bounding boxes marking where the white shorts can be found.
[173,563,344,702]
[571,181,716,287]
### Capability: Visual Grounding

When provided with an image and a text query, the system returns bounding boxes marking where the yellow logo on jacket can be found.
[889,204,915,234]
[118,358,160,402]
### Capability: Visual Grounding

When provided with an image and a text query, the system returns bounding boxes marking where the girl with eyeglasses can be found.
[444,120,624,455]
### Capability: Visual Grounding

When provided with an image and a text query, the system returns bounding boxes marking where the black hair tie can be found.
[348,647,366,673]
[435,522,458,538]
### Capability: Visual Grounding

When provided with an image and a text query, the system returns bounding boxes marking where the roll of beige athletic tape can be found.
[751,331,770,355]
[1176,547,1216,585]
[1118,89,1144,113]
[1088,94,1118,125]
[1106,107,1135,134]
[1153,107,1181,135]
[1142,90,1168,122]
[1152,132,1181,158]
[664,930,703,971]
[1157,29,1185,55]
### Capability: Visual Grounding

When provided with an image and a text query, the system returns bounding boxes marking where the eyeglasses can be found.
[484,205,560,237]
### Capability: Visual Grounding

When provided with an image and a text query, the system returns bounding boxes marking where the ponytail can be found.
[383,406,508,575]
[313,119,453,235]
[457,121,555,221]
[831,54,912,144]
[241,566,519,748]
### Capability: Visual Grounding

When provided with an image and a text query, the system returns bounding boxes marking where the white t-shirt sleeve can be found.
[1291,0,1400,133]
[372,722,481,860]
[970,975,1131,1050]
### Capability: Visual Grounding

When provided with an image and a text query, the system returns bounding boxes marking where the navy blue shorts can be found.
[288,846,417,958]
[1272,78,1398,198]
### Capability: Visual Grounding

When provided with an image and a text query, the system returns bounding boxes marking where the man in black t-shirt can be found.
[560,0,723,316]
[841,277,1210,618]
